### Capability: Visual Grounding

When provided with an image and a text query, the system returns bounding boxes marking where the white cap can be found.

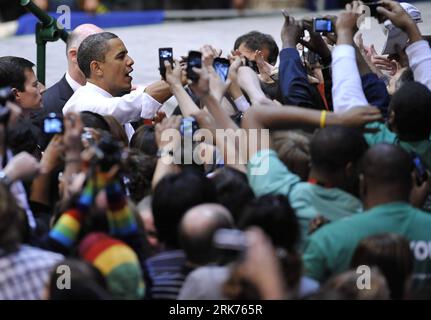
[400,2,423,23]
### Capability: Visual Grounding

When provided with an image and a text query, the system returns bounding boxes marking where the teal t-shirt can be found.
[364,122,431,169]
[247,150,362,248]
[303,202,431,289]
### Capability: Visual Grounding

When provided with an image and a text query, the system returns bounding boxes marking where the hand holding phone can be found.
[213,58,230,82]
[180,117,199,138]
[159,48,173,80]
[412,153,429,185]
[187,51,202,82]
[366,1,386,23]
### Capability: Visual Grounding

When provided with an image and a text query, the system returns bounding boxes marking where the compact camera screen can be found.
[313,18,334,33]
[44,116,63,134]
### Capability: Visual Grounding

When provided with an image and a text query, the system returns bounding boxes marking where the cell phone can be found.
[159,48,173,80]
[313,18,334,33]
[412,153,428,185]
[187,51,202,82]
[244,57,259,74]
[213,229,248,253]
[180,117,199,138]
[43,113,64,134]
[213,57,230,82]
[367,2,379,18]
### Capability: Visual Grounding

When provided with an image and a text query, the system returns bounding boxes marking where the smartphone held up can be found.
[159,47,173,80]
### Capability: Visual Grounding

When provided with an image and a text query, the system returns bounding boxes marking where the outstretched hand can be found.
[337,106,383,130]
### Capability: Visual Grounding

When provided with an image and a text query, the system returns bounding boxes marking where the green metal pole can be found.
[20,0,69,85]
[35,23,46,85]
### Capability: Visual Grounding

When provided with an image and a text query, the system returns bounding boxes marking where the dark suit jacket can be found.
[42,75,74,115]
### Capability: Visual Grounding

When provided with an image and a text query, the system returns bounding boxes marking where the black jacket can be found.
[42,75,74,115]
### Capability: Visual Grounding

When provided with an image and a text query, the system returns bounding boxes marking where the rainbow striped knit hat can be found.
[79,232,145,300]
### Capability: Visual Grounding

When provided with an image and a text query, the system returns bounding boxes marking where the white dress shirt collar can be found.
[65,72,83,92]
[85,81,113,98]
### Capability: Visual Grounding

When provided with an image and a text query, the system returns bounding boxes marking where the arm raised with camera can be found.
[332,1,369,113]
[377,0,431,90]
[152,116,182,190]
[188,64,247,173]
[30,135,62,206]
[164,61,201,118]
[228,228,287,300]
[279,11,316,108]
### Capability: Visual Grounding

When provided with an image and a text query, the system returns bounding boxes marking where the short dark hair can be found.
[0,56,35,91]
[238,194,302,291]
[390,81,431,141]
[152,170,218,248]
[310,126,368,173]
[233,31,279,65]
[239,194,300,252]
[122,150,156,203]
[210,167,255,223]
[80,111,110,132]
[351,233,414,300]
[129,125,158,156]
[7,117,41,157]
[77,32,119,78]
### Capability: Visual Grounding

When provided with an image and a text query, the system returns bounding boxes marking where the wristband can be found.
[320,110,327,128]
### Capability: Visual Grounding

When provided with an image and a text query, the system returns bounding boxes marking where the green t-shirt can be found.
[247,150,362,248]
[364,122,431,169]
[303,202,431,288]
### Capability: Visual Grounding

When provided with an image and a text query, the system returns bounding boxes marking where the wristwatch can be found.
[0,171,13,188]
[156,147,174,159]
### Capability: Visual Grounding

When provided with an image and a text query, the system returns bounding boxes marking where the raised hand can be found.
[164,60,184,88]
[281,10,304,48]
[4,152,41,182]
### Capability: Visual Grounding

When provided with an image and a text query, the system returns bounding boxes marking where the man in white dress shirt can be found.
[42,23,104,115]
[63,32,172,138]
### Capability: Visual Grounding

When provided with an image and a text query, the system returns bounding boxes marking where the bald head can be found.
[66,24,104,84]
[362,144,412,185]
[67,24,104,55]
[180,204,234,265]
[361,144,413,202]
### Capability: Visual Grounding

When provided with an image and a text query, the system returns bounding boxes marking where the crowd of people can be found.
[0,0,430,300]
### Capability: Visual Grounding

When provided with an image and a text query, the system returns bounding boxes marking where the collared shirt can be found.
[65,71,82,93]
[63,82,161,139]
[406,40,431,91]
[247,149,362,248]
[303,202,431,289]
[0,245,64,300]
[331,44,369,113]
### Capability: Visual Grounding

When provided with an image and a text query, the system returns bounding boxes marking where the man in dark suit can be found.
[42,24,103,115]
